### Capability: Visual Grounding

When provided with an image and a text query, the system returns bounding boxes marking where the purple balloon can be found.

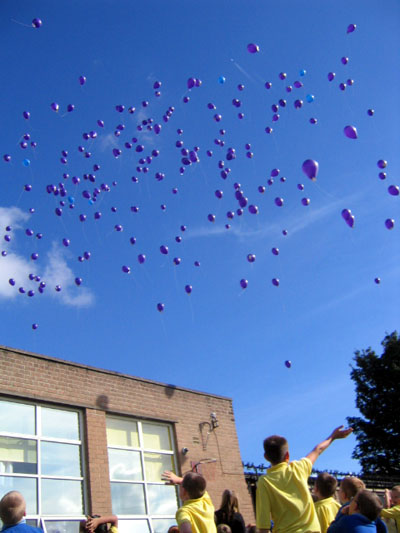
[347,23,356,33]
[215,190,223,199]
[379,172,386,180]
[240,279,248,289]
[32,18,42,28]
[385,219,395,230]
[185,284,192,294]
[265,81,272,89]
[374,277,381,285]
[50,102,59,112]
[3,154,11,162]
[248,205,258,214]
[285,360,292,368]
[247,254,256,263]
[247,43,259,53]
[279,72,287,80]
[194,261,200,267]
[294,99,303,109]
[344,125,358,139]
[367,109,374,116]
[293,80,303,89]
[32,323,39,330]
[207,214,216,223]
[301,197,310,206]
[272,248,279,256]
[79,75,86,86]
[272,278,280,287]
[302,159,319,181]
[173,257,181,265]
[23,111,30,119]
[339,83,347,91]
[327,72,335,82]
[75,277,82,286]
[160,245,169,255]
[187,78,195,89]
[346,215,355,228]
[341,208,352,221]
[341,56,349,65]
[138,254,146,264]
[377,159,387,169]
[122,265,130,274]
[157,303,165,312]
[275,197,284,207]
[388,185,399,196]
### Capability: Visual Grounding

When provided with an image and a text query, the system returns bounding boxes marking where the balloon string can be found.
[11,19,32,28]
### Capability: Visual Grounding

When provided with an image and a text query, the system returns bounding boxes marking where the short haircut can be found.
[263,435,288,465]
[392,486,400,500]
[0,491,26,525]
[355,490,382,521]
[340,477,365,499]
[217,525,232,533]
[182,472,206,499]
[316,473,338,499]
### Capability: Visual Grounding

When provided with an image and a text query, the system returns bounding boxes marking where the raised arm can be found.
[306,425,353,465]
[162,470,183,485]
[86,515,118,532]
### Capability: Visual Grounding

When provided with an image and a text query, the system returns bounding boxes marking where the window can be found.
[106,417,178,533]
[0,399,84,532]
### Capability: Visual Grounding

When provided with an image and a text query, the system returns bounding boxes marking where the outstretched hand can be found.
[329,425,353,440]
[85,518,100,533]
[162,470,182,485]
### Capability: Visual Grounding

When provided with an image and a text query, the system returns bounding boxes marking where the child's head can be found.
[180,472,206,501]
[220,490,239,513]
[349,490,382,521]
[167,527,179,533]
[390,486,400,505]
[314,473,338,500]
[339,477,365,504]
[263,435,289,465]
[0,491,26,525]
[217,525,232,533]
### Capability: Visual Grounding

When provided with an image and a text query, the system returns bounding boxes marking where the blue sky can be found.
[0,0,399,474]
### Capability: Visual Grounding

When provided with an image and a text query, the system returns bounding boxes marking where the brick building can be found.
[0,345,254,533]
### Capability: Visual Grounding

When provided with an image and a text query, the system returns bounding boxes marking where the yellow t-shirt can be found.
[176,491,217,533]
[314,497,340,533]
[381,504,400,532]
[256,457,321,533]
[110,527,118,533]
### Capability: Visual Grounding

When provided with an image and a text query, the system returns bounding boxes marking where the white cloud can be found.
[0,252,34,298]
[98,132,119,151]
[0,206,30,235]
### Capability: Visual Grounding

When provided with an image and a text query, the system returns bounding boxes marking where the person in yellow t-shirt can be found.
[84,515,118,533]
[381,486,400,532]
[256,425,353,533]
[313,473,341,533]
[162,470,217,533]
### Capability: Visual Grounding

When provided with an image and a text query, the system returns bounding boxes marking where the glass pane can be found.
[142,423,172,451]
[144,453,174,482]
[0,400,35,435]
[44,521,82,533]
[108,449,142,481]
[41,442,81,477]
[42,479,83,515]
[118,520,150,533]
[26,520,39,527]
[147,484,178,515]
[0,437,37,474]
[153,518,177,533]
[41,408,79,441]
[106,418,139,448]
[110,482,146,515]
[0,476,37,514]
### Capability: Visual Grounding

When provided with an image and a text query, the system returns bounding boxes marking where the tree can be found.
[347,331,400,475]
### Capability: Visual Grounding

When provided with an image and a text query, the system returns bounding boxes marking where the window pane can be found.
[44,521,82,533]
[41,442,81,477]
[118,520,150,533]
[108,449,142,481]
[0,437,37,474]
[42,479,83,515]
[153,518,177,533]
[41,408,79,441]
[0,401,35,435]
[106,418,139,448]
[147,485,178,515]
[144,453,174,482]
[0,476,37,514]
[26,520,39,527]
[111,482,146,515]
[142,424,172,451]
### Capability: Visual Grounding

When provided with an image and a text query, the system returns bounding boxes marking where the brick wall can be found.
[0,345,255,523]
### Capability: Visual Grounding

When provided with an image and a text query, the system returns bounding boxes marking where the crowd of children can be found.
[1,424,399,533]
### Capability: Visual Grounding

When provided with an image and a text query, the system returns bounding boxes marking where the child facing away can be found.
[313,473,341,533]
[256,425,353,533]
[327,490,387,533]
[162,470,217,533]
[337,477,366,516]
[381,486,400,533]
[0,491,43,533]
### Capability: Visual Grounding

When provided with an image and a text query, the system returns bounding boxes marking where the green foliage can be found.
[347,332,400,475]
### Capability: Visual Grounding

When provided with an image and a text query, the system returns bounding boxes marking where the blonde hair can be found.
[0,491,26,525]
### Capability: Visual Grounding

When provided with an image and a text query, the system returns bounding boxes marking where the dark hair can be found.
[217,525,232,533]
[316,473,338,499]
[182,472,206,499]
[354,490,382,521]
[263,435,288,465]
[340,477,365,499]
[218,490,239,524]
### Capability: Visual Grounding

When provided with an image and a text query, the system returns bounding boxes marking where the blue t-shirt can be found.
[1,521,43,533]
[327,513,387,533]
